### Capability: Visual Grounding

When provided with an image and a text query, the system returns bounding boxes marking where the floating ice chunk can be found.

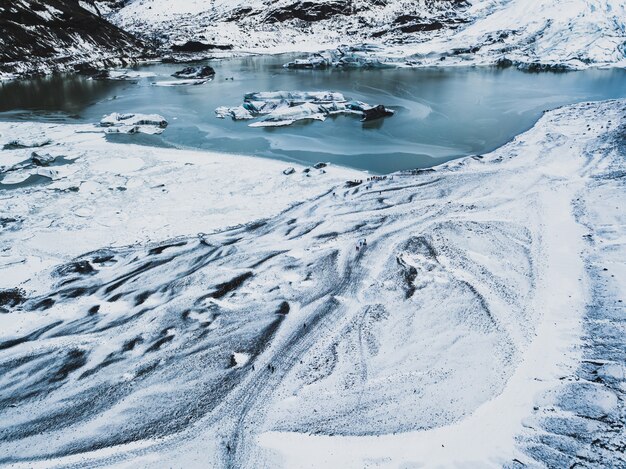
[244,91,345,103]
[99,113,168,135]
[107,70,157,80]
[215,106,254,120]
[216,91,392,127]
[35,167,60,180]
[0,172,31,185]
[152,79,209,87]
[249,102,326,127]
[2,138,51,150]
[172,66,215,79]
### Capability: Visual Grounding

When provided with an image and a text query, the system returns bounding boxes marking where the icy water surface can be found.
[1,54,626,173]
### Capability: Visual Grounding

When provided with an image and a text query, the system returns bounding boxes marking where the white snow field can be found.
[0,99,624,467]
[108,0,626,68]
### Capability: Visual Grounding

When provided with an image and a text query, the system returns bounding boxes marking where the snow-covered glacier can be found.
[0,99,624,467]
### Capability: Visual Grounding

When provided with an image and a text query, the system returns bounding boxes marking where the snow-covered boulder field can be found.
[106,0,626,69]
[0,99,624,467]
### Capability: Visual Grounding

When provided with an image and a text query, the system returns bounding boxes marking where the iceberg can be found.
[216,91,391,127]
[284,45,402,69]
[172,65,215,79]
[99,113,168,134]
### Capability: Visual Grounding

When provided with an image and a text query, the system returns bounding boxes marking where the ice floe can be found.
[172,65,215,79]
[216,91,393,127]
[98,112,168,134]
[152,79,209,87]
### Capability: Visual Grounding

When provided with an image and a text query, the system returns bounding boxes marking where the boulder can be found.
[361,105,395,122]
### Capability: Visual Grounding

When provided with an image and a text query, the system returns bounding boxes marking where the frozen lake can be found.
[2,54,626,173]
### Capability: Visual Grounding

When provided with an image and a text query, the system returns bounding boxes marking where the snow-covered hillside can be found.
[0,99,624,467]
[0,0,150,79]
[109,0,469,52]
[107,0,626,68]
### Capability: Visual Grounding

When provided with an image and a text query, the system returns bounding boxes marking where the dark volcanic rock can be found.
[266,1,354,23]
[171,41,233,53]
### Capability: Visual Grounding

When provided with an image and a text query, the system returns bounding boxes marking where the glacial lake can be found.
[1,54,626,173]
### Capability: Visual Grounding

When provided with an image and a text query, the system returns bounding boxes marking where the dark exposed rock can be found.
[209,272,253,299]
[226,7,258,22]
[361,105,394,122]
[0,217,21,229]
[50,349,88,382]
[496,57,514,68]
[266,1,354,23]
[400,21,444,33]
[171,41,233,53]
[276,301,290,315]
[521,62,571,73]
[172,65,215,79]
[0,288,27,310]
[31,152,56,167]
[54,260,96,277]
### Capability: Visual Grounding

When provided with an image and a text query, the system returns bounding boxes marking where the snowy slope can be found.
[108,0,626,68]
[0,99,624,467]
[398,0,626,69]
[0,0,150,79]
[109,0,471,53]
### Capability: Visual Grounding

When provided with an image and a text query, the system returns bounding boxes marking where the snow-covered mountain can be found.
[0,0,150,79]
[2,0,624,78]
[107,0,474,53]
[106,0,626,68]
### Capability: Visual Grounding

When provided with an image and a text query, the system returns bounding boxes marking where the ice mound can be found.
[99,113,168,134]
[216,91,393,127]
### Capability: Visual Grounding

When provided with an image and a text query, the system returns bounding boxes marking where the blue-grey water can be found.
[1,54,625,173]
